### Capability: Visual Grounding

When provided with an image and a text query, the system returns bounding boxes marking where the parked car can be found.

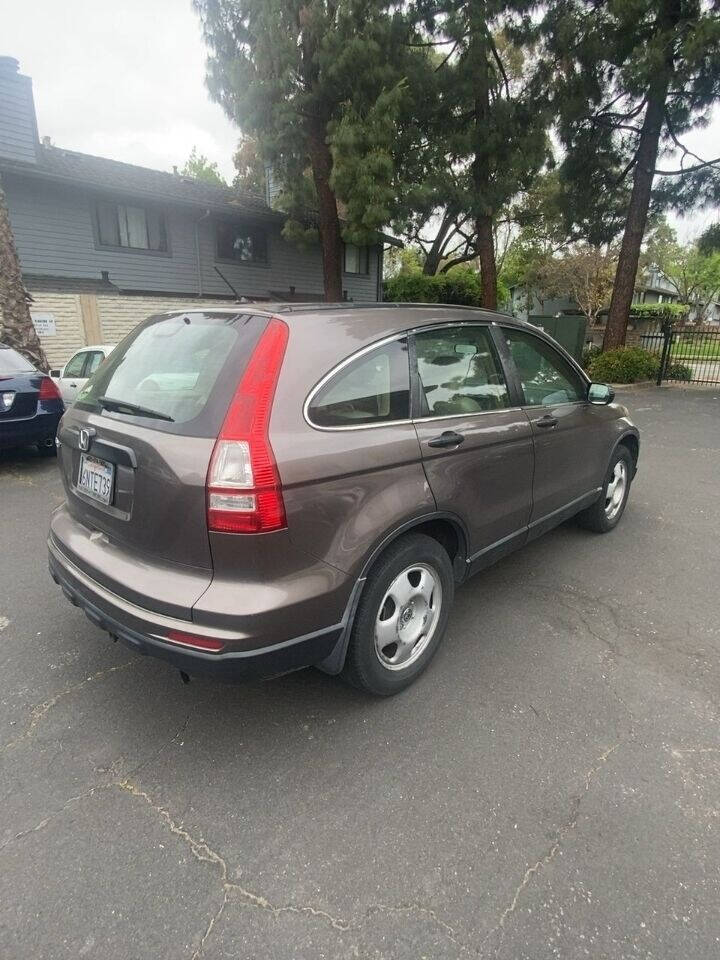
[0,344,64,456]
[50,344,116,405]
[48,305,639,695]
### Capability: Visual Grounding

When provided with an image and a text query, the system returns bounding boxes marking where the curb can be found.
[609,380,656,390]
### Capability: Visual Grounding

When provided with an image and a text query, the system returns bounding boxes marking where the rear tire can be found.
[342,533,454,696]
[576,446,633,533]
[37,437,57,457]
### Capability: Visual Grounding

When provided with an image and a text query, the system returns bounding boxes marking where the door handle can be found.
[428,430,465,448]
[535,415,558,429]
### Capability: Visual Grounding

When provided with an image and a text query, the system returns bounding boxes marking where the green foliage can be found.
[384,266,486,307]
[536,0,720,242]
[196,0,420,239]
[180,146,227,187]
[629,302,689,322]
[666,361,694,381]
[588,347,660,384]
[581,343,602,371]
[232,136,265,195]
[698,223,720,257]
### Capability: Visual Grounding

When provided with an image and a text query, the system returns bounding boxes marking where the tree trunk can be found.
[604,0,678,350]
[476,214,497,309]
[0,176,48,371]
[305,115,343,302]
[470,17,497,310]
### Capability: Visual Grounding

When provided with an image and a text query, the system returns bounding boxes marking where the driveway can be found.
[1,385,719,959]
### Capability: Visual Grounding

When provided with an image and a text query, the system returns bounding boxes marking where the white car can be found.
[50,344,116,405]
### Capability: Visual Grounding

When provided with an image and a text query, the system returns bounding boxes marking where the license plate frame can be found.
[77,453,115,506]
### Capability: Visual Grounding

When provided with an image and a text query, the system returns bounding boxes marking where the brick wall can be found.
[29,292,85,368]
[27,288,242,367]
[95,293,240,346]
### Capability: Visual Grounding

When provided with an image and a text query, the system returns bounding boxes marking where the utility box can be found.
[528,315,588,363]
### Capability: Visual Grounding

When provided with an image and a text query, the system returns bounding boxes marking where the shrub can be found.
[384,266,484,307]
[581,343,601,371]
[588,346,660,383]
[666,361,693,381]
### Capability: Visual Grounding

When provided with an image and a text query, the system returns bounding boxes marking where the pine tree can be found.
[194,0,416,301]
[538,0,720,348]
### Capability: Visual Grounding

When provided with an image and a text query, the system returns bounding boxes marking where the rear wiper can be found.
[98,396,174,422]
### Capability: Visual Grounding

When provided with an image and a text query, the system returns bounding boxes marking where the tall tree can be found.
[180,146,228,186]
[0,177,47,371]
[232,135,266,195]
[195,0,415,301]
[539,0,720,349]
[410,5,551,307]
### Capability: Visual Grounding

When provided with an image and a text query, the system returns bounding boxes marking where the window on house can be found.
[344,243,370,275]
[96,201,167,252]
[216,222,268,263]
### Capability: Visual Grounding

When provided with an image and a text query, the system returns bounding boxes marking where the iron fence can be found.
[641,322,720,386]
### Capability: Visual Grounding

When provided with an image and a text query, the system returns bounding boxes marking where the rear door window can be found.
[415,325,510,416]
[308,338,410,427]
[76,312,265,436]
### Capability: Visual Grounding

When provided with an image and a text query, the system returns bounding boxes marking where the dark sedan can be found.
[0,344,64,455]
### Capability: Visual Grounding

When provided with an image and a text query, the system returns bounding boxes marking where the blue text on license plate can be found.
[78,453,114,505]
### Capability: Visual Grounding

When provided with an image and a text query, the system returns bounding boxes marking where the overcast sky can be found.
[3,0,718,239]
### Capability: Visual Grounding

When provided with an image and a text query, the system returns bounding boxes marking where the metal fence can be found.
[641,323,720,386]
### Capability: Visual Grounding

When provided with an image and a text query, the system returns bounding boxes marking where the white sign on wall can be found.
[30,312,57,336]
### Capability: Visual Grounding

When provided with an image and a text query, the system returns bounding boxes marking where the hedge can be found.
[384,267,485,307]
[588,346,660,383]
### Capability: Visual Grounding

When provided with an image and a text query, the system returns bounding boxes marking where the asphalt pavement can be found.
[1,384,719,960]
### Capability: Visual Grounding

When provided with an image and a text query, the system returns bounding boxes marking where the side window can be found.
[308,338,410,427]
[84,351,105,376]
[63,352,88,378]
[414,325,510,416]
[504,329,585,406]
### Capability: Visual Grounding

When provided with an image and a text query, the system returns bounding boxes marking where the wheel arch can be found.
[316,511,469,676]
[614,430,640,478]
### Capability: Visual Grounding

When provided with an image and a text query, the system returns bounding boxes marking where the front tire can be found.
[576,446,633,533]
[341,533,454,696]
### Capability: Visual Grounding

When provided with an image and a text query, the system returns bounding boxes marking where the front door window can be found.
[503,329,585,406]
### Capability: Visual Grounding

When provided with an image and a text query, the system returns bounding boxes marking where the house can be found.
[0,56,393,366]
[509,265,719,342]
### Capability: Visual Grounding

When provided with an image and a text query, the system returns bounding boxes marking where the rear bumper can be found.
[0,409,62,449]
[48,539,342,681]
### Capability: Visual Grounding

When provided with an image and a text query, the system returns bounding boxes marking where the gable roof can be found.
[0,142,402,244]
[0,142,276,219]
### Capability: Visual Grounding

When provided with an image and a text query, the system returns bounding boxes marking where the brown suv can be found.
[48,304,639,695]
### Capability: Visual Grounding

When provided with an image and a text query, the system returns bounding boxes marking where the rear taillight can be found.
[38,376,62,401]
[207,317,288,534]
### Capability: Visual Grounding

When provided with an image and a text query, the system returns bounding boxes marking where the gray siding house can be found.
[0,56,390,365]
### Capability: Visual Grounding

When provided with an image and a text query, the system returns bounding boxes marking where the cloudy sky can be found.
[4,0,240,180]
[3,0,718,238]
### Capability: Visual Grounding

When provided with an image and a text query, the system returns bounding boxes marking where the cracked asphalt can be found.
[1,384,719,960]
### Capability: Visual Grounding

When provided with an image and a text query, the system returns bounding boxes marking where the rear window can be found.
[0,346,34,374]
[76,312,266,435]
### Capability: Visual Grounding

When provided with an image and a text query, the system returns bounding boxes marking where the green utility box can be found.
[528,315,588,363]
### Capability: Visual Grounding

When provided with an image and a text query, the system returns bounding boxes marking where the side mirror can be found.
[50,368,61,378]
[588,382,615,405]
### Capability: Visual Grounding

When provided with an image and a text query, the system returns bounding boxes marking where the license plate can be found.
[77,453,115,505]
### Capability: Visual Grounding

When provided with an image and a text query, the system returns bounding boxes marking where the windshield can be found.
[76,311,258,432]
[0,346,35,374]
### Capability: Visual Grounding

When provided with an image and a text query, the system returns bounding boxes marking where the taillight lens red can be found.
[38,376,62,402]
[207,317,289,534]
